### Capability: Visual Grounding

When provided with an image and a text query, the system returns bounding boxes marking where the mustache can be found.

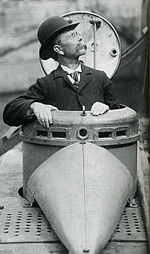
[77,43,87,50]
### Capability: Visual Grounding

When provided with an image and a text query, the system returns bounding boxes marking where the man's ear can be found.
[53,45,64,56]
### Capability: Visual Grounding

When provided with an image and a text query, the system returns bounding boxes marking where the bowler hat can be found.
[37,16,79,60]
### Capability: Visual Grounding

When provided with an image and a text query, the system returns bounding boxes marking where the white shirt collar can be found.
[61,64,82,74]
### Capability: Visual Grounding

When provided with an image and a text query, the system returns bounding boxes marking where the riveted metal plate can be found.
[111,205,147,241]
[0,197,147,245]
[0,197,58,243]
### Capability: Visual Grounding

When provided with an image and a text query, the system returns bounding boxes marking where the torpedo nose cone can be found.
[26,142,133,253]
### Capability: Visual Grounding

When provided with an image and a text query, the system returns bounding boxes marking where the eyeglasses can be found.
[53,30,82,48]
[58,30,81,43]
[70,31,79,38]
[67,30,82,40]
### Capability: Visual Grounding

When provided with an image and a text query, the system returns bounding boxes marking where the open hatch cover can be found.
[40,11,121,79]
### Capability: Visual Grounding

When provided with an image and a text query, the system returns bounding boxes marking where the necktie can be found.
[70,71,79,89]
[70,71,79,83]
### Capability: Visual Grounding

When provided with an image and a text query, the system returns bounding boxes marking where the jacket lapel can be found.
[54,65,77,91]
[78,64,93,92]
[54,64,93,92]
[54,65,69,83]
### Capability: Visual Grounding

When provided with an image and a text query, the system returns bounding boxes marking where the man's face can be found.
[57,28,87,59]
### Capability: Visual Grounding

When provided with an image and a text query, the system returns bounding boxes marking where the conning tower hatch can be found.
[40,11,121,79]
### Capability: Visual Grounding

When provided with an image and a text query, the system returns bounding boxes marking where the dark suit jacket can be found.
[3,64,119,126]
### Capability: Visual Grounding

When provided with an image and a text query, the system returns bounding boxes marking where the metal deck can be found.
[0,196,148,254]
[0,144,149,253]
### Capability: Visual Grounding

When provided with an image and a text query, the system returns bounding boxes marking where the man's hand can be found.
[91,102,109,115]
[30,102,58,128]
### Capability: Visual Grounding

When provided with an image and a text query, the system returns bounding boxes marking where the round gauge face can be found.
[40,11,121,79]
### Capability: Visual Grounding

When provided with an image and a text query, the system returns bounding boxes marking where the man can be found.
[3,16,119,128]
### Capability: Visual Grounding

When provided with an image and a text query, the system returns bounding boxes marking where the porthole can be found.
[77,127,89,140]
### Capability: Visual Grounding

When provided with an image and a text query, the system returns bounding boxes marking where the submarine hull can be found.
[26,142,133,253]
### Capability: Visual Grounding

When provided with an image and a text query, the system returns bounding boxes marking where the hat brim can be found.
[39,22,79,60]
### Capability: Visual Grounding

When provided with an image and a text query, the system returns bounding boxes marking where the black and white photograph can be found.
[0,0,149,253]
